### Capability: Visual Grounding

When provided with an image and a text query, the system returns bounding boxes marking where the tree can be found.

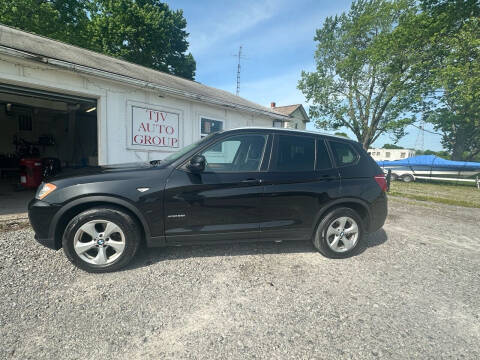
[0,0,91,47]
[298,0,425,150]
[382,143,403,149]
[418,0,480,160]
[88,0,196,79]
[334,132,350,138]
[0,0,196,79]
[416,149,451,159]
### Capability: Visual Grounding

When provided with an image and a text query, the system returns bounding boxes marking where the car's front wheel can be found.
[62,207,141,273]
[313,207,366,258]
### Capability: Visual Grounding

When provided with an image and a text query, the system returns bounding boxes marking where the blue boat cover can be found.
[377,155,480,169]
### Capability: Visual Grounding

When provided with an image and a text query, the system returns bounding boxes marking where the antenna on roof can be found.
[234,45,246,96]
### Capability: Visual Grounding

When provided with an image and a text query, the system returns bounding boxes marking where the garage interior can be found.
[0,84,98,217]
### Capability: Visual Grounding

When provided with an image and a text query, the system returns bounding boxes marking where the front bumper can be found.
[28,199,62,250]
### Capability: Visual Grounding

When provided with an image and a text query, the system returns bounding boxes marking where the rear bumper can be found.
[368,192,388,233]
[28,199,62,250]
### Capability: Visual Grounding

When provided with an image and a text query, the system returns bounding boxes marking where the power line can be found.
[410,123,442,136]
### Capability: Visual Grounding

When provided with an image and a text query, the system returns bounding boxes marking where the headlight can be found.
[36,183,57,200]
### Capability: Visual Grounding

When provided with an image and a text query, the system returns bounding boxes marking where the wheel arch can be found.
[50,196,151,250]
[312,198,371,238]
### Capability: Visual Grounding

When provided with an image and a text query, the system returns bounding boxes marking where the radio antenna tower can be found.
[414,121,425,151]
[235,45,244,96]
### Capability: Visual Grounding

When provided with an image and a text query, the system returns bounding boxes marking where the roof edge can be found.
[0,44,290,121]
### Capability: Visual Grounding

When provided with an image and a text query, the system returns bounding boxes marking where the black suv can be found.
[29,128,388,272]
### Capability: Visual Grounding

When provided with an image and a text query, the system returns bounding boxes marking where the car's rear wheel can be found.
[313,207,366,258]
[62,207,141,273]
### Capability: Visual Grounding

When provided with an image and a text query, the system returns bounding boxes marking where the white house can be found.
[270,103,310,130]
[0,25,296,169]
[368,148,416,161]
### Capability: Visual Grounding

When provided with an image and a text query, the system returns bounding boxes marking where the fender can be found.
[311,197,371,236]
[48,195,153,246]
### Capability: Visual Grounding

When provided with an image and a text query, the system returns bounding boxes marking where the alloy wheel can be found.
[325,216,359,253]
[73,220,126,265]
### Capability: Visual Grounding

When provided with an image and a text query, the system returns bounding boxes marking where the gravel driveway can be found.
[1,197,479,359]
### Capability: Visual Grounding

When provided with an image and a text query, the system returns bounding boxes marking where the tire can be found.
[313,207,366,259]
[402,174,414,183]
[62,206,141,273]
[390,173,398,181]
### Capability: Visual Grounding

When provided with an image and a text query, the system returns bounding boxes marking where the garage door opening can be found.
[0,84,98,217]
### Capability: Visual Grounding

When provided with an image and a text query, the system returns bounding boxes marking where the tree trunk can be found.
[451,132,466,161]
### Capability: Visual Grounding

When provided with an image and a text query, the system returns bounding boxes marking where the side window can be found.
[200,135,266,172]
[330,141,358,166]
[316,139,332,170]
[273,135,315,171]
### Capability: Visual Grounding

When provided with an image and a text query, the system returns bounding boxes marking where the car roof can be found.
[224,127,356,142]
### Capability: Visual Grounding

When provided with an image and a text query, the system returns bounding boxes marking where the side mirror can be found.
[187,155,206,173]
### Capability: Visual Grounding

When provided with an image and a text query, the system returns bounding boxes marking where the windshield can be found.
[153,134,215,165]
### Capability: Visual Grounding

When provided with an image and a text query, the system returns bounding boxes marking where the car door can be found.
[259,134,340,241]
[163,133,270,244]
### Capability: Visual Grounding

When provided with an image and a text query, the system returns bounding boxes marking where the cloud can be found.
[188,0,284,56]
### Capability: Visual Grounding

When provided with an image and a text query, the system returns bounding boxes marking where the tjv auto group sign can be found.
[131,106,180,148]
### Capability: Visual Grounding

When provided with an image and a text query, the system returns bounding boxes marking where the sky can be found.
[166,0,444,151]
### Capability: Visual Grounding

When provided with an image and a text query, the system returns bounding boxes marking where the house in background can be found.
[270,102,310,130]
[368,148,416,161]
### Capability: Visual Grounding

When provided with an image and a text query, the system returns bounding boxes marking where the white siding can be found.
[0,53,277,165]
[368,148,416,161]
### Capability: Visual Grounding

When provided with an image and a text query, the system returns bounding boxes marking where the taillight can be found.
[374,174,387,192]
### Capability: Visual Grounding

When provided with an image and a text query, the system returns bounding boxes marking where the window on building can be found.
[201,118,223,137]
[200,117,224,151]
[317,139,332,170]
[385,152,391,158]
[201,135,266,172]
[400,152,406,158]
[330,141,358,166]
[272,120,283,128]
[272,135,315,171]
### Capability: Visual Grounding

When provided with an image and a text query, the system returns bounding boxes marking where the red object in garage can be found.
[19,158,43,189]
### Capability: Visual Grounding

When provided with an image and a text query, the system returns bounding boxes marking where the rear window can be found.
[330,141,358,166]
[273,135,315,171]
[316,139,332,170]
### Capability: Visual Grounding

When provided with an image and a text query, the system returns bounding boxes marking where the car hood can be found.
[46,161,166,184]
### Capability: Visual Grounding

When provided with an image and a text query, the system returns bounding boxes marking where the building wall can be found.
[283,108,307,130]
[368,148,416,161]
[0,53,275,165]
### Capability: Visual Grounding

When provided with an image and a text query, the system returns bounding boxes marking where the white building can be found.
[0,25,302,169]
[270,103,309,130]
[368,148,416,161]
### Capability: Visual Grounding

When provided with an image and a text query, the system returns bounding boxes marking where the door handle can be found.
[241,178,262,184]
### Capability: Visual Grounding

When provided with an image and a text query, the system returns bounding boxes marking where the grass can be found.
[388,180,480,208]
